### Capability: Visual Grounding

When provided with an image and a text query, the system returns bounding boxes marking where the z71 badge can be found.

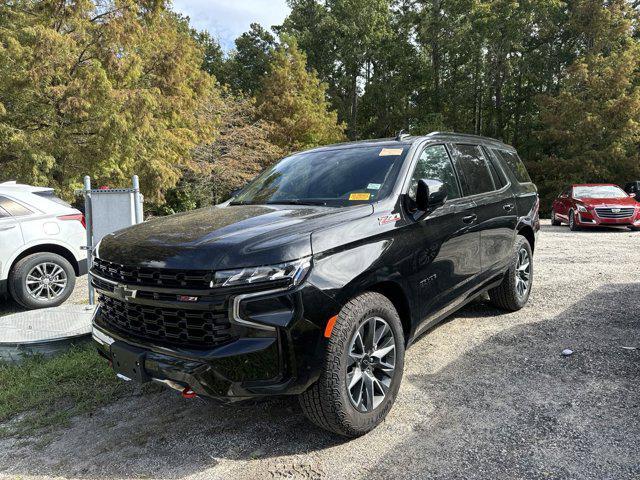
[378,213,401,225]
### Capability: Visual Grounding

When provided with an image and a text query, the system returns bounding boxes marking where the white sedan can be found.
[0,181,87,309]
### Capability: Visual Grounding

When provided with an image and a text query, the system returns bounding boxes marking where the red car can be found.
[551,183,640,231]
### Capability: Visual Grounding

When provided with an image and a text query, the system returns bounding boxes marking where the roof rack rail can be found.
[429,131,508,144]
[395,129,410,141]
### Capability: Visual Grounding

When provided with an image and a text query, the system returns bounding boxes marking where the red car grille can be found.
[595,207,635,219]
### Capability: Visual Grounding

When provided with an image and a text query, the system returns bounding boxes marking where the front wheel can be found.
[299,292,405,437]
[569,210,580,231]
[488,236,533,312]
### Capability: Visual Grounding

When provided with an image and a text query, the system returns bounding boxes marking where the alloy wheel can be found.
[515,248,531,298]
[346,316,397,413]
[26,262,68,301]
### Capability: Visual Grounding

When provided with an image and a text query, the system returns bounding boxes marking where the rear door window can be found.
[0,196,33,216]
[449,144,496,196]
[493,149,532,183]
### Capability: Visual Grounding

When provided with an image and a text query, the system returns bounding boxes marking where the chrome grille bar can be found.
[595,207,635,219]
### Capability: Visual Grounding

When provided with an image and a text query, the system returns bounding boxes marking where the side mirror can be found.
[416,179,448,212]
[630,193,637,198]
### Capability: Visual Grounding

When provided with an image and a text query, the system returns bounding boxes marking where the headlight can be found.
[213,257,312,288]
[577,205,588,212]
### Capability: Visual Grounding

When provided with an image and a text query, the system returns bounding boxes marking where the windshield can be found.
[232,145,408,207]
[573,185,627,199]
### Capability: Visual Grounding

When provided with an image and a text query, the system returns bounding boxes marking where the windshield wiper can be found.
[266,200,329,206]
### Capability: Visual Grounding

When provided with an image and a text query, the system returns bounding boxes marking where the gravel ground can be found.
[1,220,639,479]
[0,276,88,316]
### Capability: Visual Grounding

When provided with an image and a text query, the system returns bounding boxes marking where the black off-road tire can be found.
[551,210,561,226]
[569,210,580,231]
[8,252,76,310]
[488,235,533,312]
[299,292,405,437]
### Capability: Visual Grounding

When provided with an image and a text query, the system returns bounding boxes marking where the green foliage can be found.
[3,0,639,215]
[154,91,285,213]
[0,345,128,434]
[534,0,640,209]
[0,0,218,202]
[258,36,345,151]
[223,23,277,95]
[278,0,640,214]
[205,93,284,203]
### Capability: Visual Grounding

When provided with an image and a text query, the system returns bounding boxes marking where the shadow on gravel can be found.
[545,224,636,234]
[1,284,638,479]
[368,282,640,480]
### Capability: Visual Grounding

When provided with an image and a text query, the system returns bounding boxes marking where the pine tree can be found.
[258,36,345,151]
[534,0,640,207]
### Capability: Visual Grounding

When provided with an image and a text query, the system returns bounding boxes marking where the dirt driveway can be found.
[1,221,639,479]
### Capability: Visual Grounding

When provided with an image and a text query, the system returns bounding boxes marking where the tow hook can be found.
[181,387,197,399]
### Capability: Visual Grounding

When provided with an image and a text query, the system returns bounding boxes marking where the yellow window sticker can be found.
[379,148,404,157]
[349,193,371,201]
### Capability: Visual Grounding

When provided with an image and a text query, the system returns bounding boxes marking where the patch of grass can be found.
[0,345,129,435]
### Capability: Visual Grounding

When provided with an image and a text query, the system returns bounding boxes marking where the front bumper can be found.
[576,211,640,227]
[91,278,341,401]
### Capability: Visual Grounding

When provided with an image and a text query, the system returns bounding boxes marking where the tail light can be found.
[58,213,86,229]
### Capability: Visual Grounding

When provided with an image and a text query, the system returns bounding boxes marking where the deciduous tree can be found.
[0,0,218,202]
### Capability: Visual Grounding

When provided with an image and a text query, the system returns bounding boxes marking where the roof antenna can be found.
[395,129,409,141]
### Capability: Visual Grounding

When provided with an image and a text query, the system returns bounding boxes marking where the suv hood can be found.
[97,203,373,270]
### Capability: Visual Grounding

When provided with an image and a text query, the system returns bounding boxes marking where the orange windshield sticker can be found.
[349,193,371,201]
[379,148,404,157]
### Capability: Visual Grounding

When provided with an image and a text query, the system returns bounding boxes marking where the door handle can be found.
[0,224,16,231]
[503,204,515,211]
[462,214,477,224]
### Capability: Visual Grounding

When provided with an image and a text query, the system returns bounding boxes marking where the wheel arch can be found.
[367,280,413,345]
[517,225,536,253]
[9,244,80,276]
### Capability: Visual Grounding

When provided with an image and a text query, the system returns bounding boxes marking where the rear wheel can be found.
[551,210,561,226]
[569,210,580,231]
[299,292,405,437]
[488,236,533,312]
[8,253,76,309]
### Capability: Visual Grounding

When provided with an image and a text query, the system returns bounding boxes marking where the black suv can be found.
[91,132,539,437]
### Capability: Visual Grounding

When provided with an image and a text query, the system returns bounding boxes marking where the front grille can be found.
[98,294,233,348]
[595,207,635,219]
[92,258,211,289]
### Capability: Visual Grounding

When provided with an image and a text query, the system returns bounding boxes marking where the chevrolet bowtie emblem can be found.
[114,284,137,301]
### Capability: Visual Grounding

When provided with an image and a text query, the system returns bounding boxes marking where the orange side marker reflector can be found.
[324,315,338,338]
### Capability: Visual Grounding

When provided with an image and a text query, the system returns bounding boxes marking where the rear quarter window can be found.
[0,196,33,216]
[493,149,532,183]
